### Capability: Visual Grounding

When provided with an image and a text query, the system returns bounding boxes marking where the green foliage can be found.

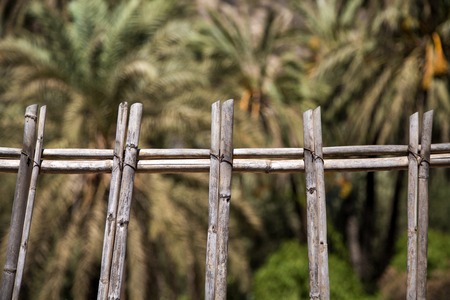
[391,229,450,273]
[253,241,309,299]
[253,240,373,300]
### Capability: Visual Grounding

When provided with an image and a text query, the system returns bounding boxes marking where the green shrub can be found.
[253,240,373,300]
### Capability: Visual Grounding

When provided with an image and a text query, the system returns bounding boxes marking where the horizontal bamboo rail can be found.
[1,154,450,174]
[2,144,450,160]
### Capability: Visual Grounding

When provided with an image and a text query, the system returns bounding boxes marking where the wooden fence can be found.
[0,101,449,299]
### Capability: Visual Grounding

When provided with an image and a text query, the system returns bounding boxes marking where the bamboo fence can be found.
[0,101,448,299]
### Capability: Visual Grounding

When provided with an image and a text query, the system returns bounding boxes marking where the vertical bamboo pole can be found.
[303,109,319,299]
[214,99,234,300]
[1,104,38,299]
[313,107,330,300]
[417,110,433,300]
[108,103,143,299]
[12,106,47,299]
[97,102,128,300]
[205,101,221,300]
[406,112,419,300]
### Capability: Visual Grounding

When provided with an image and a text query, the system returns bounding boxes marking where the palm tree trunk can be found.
[378,171,404,277]
[360,171,376,284]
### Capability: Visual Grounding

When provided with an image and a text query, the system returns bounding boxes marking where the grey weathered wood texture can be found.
[107,103,143,299]
[1,105,38,300]
[313,108,329,300]
[407,113,419,300]
[214,100,234,300]
[205,101,221,300]
[12,106,47,300]
[97,102,128,300]
[303,109,320,299]
[417,111,433,300]
[303,108,330,300]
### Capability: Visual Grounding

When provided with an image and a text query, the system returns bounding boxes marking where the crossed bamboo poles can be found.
[0,101,438,300]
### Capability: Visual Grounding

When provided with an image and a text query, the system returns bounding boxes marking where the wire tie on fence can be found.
[124,162,137,171]
[408,146,421,163]
[303,147,313,154]
[419,156,430,167]
[220,154,233,167]
[210,152,220,161]
[313,152,324,163]
[112,153,123,171]
[33,159,41,169]
[21,150,33,166]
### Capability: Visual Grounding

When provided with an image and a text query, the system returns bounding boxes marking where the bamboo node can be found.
[24,113,37,121]
[219,193,231,202]
[126,143,138,149]
[210,152,220,160]
[118,219,129,227]
[307,187,316,194]
[265,163,272,173]
[408,228,418,236]
[3,267,16,274]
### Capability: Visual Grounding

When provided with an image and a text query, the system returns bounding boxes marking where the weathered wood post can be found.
[303,107,329,300]
[407,112,419,300]
[417,111,433,299]
[213,99,234,300]
[406,110,433,300]
[12,106,47,299]
[98,102,129,300]
[108,103,143,299]
[205,101,221,300]
[1,104,38,299]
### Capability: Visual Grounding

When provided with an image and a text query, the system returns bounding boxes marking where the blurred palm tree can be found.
[0,0,262,298]
[295,0,450,290]
[188,2,315,283]
[191,1,306,147]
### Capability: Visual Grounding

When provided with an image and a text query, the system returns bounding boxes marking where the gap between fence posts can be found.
[205,101,221,300]
[107,103,143,299]
[303,107,329,300]
[97,102,129,300]
[213,100,234,300]
[12,106,47,300]
[417,110,433,300]
[1,104,39,300]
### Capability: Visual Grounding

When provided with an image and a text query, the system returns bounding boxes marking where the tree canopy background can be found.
[0,0,450,299]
